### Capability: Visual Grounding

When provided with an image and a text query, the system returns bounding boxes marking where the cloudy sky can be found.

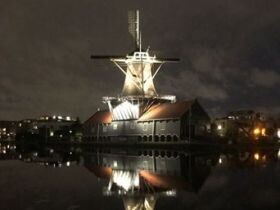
[0,0,279,120]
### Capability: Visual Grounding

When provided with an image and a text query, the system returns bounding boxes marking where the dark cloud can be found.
[0,0,280,120]
[250,68,280,88]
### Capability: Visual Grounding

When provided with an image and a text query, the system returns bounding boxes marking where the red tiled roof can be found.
[139,170,190,190]
[138,101,194,121]
[85,165,112,179]
[85,110,112,124]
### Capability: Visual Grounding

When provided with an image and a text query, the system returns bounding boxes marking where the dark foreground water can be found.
[0,143,279,210]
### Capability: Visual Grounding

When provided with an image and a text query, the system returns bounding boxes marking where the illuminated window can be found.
[113,123,118,130]
[50,131,54,137]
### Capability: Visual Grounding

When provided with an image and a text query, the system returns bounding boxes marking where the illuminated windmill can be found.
[91,10,179,120]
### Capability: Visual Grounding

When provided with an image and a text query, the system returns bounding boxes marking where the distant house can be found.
[0,121,17,141]
[16,116,82,142]
[214,110,280,142]
[83,99,210,142]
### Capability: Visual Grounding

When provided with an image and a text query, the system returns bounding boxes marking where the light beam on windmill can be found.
[90,10,179,120]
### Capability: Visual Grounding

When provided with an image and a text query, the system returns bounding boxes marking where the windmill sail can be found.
[128,10,140,50]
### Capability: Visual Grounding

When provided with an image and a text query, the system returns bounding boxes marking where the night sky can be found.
[1,0,280,121]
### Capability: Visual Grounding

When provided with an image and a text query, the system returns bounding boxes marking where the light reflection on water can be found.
[0,141,280,210]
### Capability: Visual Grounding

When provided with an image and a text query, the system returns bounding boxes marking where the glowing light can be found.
[261,128,266,136]
[219,157,222,164]
[50,131,54,137]
[166,190,176,196]
[66,116,71,121]
[52,115,56,119]
[58,116,62,120]
[112,101,139,120]
[113,161,118,167]
[217,124,222,130]
[111,170,139,191]
[277,129,280,138]
[254,153,260,160]
[113,123,118,130]
[66,161,71,167]
[253,128,260,135]
[277,149,280,159]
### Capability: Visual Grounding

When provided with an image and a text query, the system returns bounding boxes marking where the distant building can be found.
[16,115,82,142]
[0,121,17,141]
[84,100,210,143]
[214,110,279,142]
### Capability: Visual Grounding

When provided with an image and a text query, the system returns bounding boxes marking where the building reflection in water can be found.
[217,148,280,168]
[84,149,218,210]
[6,143,280,210]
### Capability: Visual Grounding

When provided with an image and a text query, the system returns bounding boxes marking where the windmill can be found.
[91,10,179,120]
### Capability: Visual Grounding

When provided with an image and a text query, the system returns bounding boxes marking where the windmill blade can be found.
[90,55,125,59]
[128,10,140,50]
[156,58,180,62]
[128,11,136,40]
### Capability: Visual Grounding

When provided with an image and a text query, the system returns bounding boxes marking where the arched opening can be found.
[143,136,148,142]
[173,135,178,142]
[167,135,172,141]
[154,150,159,157]
[154,135,159,142]
[166,151,172,158]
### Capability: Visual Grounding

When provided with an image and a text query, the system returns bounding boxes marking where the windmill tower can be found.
[91,10,179,120]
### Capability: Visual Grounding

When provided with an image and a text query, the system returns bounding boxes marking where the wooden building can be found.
[83,99,210,143]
